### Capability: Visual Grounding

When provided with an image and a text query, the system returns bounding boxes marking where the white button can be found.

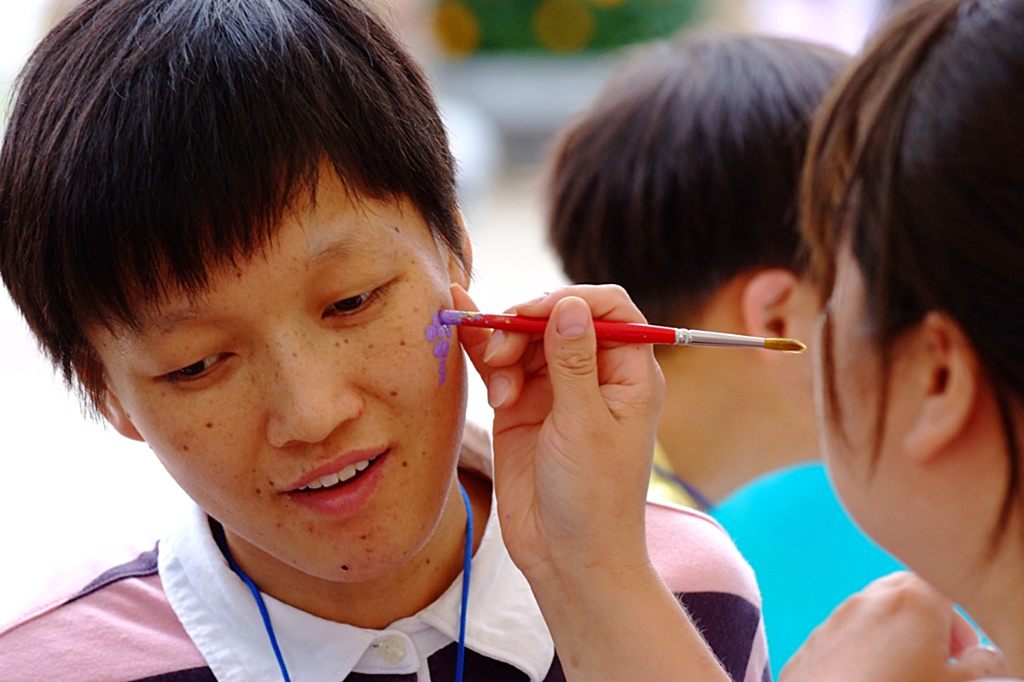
[375,635,407,664]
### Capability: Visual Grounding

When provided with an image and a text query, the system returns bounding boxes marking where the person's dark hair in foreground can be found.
[783,0,1024,678]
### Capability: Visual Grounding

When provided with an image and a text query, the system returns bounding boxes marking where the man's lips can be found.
[288,448,388,493]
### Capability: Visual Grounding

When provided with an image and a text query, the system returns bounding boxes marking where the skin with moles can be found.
[88,171,490,629]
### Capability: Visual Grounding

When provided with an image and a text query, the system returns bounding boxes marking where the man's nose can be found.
[263,332,364,448]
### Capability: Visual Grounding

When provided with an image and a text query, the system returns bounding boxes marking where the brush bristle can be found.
[765,338,806,353]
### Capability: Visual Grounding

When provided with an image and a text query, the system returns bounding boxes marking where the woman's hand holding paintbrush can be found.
[451,283,732,682]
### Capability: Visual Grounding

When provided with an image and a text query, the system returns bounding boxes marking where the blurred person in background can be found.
[545,31,902,676]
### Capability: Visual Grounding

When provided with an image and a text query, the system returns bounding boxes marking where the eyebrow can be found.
[305,236,353,269]
[139,218,369,334]
[143,305,202,336]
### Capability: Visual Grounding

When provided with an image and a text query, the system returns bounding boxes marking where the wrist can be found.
[529,559,730,682]
[519,526,651,604]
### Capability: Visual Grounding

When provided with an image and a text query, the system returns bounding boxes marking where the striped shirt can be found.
[1,426,770,681]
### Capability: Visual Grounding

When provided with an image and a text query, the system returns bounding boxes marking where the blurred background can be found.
[0,0,886,622]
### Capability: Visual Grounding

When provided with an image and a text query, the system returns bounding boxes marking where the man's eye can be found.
[168,355,219,381]
[325,291,375,316]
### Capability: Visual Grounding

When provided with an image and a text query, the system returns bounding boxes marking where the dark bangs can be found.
[0,0,460,391]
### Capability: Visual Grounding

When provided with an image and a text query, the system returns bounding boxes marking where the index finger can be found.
[514,284,648,324]
[484,284,649,368]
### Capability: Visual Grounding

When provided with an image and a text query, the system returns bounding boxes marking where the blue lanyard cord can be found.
[214,523,293,682]
[456,481,473,681]
[213,480,474,682]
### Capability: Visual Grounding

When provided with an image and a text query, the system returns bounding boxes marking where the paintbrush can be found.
[438,310,805,352]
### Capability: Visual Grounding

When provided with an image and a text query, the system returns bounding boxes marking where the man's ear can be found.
[740,268,802,340]
[99,385,145,442]
[902,312,978,463]
[447,210,472,291]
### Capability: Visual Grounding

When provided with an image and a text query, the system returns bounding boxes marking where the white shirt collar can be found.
[159,423,554,681]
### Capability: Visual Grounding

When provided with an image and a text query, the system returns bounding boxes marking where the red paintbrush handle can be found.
[439,311,678,344]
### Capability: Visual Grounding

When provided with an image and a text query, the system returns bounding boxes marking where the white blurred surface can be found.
[0,3,44,78]
[747,0,882,53]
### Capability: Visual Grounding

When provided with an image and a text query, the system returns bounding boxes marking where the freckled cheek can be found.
[141,407,256,493]
[375,330,467,460]
[381,320,464,398]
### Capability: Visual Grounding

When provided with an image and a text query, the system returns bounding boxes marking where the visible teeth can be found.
[300,457,375,491]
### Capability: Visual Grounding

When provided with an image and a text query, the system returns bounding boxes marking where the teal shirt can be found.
[711,462,904,678]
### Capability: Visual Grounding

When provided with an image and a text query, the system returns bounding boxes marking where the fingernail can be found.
[482,330,505,364]
[556,299,588,338]
[488,373,512,408]
[969,645,1006,676]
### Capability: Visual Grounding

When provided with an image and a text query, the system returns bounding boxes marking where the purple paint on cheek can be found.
[425,311,453,384]
[437,310,461,326]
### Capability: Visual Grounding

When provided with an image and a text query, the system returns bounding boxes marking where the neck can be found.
[656,351,818,504]
[222,469,490,628]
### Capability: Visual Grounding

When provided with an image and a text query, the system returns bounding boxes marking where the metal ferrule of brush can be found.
[679,329,765,348]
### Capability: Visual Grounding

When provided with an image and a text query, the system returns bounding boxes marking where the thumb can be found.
[950,645,1006,680]
[544,296,603,418]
